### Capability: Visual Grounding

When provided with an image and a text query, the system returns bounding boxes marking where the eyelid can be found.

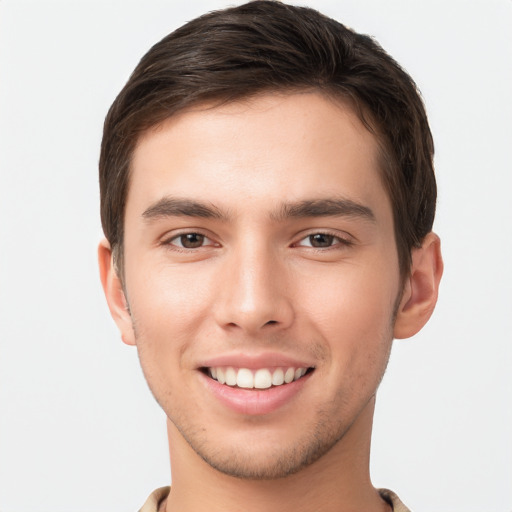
[158,228,354,250]
[293,230,354,248]
[161,229,220,249]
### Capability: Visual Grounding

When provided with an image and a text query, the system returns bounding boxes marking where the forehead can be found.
[128,92,389,219]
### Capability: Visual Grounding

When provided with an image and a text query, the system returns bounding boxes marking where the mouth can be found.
[202,366,315,390]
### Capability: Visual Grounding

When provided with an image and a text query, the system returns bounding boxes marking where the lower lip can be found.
[200,371,311,415]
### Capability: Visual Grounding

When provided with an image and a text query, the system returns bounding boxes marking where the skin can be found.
[99,92,443,512]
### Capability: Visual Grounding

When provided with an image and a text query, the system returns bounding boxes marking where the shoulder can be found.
[138,486,170,512]
[138,486,409,512]
[378,488,412,512]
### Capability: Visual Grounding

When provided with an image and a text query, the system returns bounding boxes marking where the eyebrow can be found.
[142,196,375,223]
[142,197,228,221]
[271,198,376,223]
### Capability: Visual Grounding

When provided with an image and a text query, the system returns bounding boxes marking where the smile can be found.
[206,366,312,389]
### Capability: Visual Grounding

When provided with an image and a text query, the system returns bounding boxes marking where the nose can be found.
[213,240,294,335]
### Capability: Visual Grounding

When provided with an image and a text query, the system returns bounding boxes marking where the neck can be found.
[164,397,388,512]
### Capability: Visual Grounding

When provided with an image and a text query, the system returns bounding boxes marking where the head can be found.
[99,0,436,282]
[98,0,442,482]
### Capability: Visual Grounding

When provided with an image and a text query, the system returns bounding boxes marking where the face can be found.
[108,93,404,478]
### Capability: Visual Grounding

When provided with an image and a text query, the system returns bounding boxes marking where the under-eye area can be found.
[202,366,315,389]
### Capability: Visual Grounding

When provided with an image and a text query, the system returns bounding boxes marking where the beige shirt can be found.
[139,486,411,512]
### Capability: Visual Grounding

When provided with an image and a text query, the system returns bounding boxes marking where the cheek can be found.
[124,263,217,365]
[126,267,213,402]
[299,258,398,324]
[295,259,398,366]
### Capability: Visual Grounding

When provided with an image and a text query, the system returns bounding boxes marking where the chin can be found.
[176,415,348,480]
[198,447,324,480]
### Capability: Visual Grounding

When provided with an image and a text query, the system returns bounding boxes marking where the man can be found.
[98,1,443,511]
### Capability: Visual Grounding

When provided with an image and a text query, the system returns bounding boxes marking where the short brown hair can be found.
[99,0,436,277]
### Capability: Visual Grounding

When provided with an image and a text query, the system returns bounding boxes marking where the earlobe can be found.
[98,239,136,346]
[393,232,443,339]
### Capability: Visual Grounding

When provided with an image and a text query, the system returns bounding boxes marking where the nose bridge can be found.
[215,233,292,332]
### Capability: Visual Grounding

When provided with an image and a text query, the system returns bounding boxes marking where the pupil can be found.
[310,234,333,247]
[181,233,204,248]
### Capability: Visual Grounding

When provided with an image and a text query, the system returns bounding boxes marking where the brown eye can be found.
[175,233,206,248]
[295,232,352,250]
[308,233,335,247]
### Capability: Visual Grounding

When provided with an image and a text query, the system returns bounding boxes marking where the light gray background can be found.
[1,1,511,511]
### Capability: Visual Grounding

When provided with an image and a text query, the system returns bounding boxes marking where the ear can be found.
[394,232,443,339]
[98,239,136,346]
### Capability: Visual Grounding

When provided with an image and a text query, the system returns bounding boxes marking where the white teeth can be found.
[284,367,295,384]
[217,368,226,384]
[225,367,237,386]
[237,368,254,388]
[271,368,284,386]
[208,366,309,389]
[254,369,272,389]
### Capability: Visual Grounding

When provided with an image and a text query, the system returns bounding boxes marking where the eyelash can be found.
[161,230,353,252]
[293,231,354,250]
[161,231,218,252]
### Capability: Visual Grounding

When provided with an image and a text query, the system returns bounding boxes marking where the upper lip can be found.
[198,351,316,370]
